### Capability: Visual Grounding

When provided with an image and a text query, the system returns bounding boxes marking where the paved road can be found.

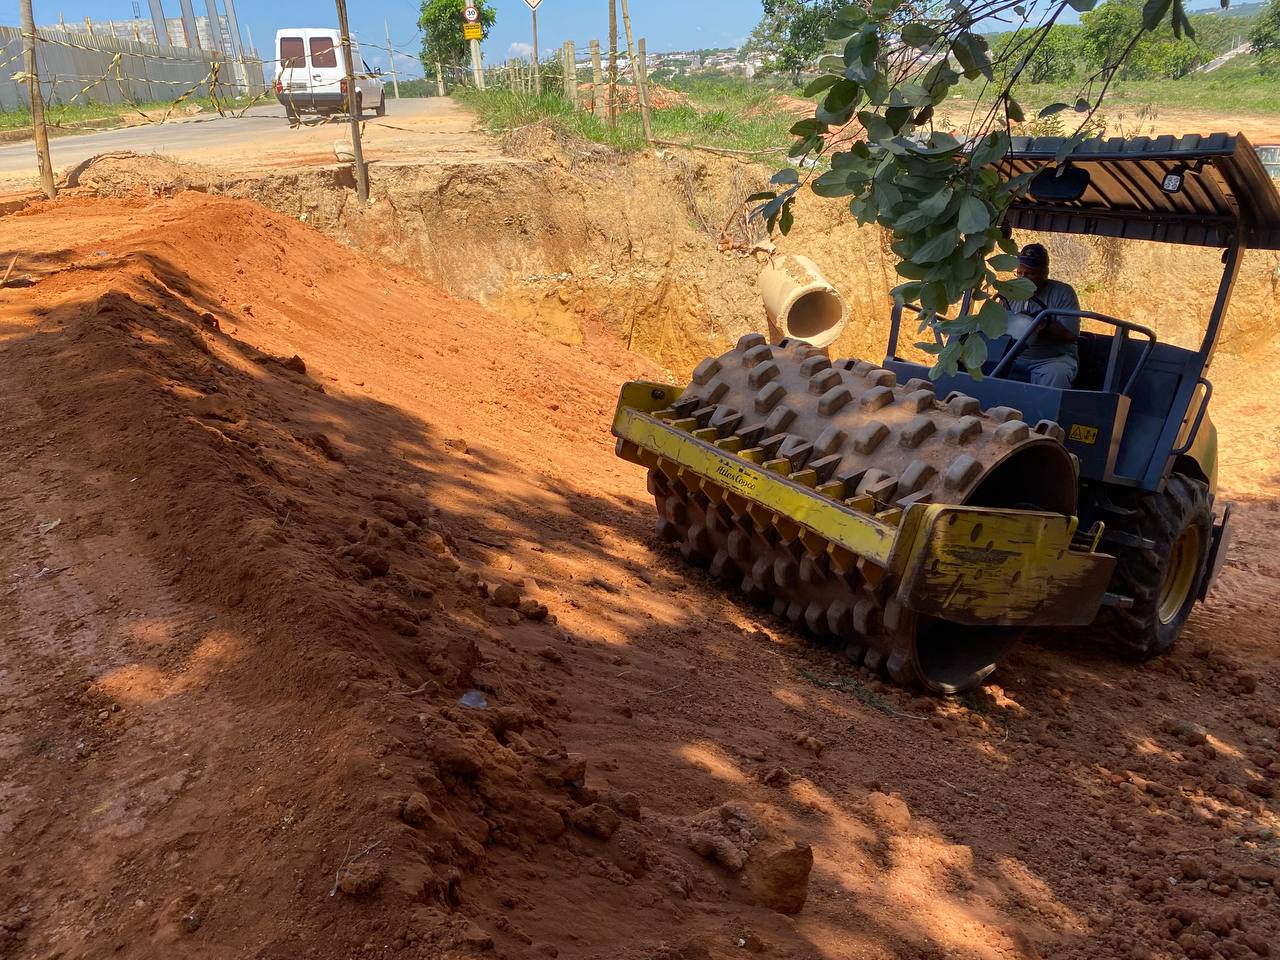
[0,98,486,183]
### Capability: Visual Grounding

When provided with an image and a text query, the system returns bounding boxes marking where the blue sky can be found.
[6,1,766,79]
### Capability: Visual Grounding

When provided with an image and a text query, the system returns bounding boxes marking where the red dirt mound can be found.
[1,189,1278,960]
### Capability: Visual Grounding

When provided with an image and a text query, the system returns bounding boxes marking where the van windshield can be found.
[309,37,338,68]
[279,36,305,69]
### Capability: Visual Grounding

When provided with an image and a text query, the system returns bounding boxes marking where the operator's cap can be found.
[1018,243,1049,269]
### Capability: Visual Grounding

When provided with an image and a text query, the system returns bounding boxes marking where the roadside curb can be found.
[0,117,121,143]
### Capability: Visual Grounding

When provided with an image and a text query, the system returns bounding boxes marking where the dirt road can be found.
[0,98,496,186]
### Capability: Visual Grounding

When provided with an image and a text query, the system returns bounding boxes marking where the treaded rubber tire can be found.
[375,93,386,117]
[1093,474,1212,660]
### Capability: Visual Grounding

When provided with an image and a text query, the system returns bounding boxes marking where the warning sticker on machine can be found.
[1069,424,1099,445]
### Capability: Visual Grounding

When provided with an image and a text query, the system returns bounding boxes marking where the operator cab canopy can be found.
[885,133,1280,491]
[996,132,1280,251]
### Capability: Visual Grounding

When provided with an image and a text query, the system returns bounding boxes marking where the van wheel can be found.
[374,93,386,117]
[352,93,363,118]
[285,106,298,123]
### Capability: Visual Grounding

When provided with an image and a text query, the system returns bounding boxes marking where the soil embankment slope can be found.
[0,183,1278,959]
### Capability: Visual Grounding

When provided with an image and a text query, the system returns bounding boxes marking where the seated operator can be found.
[1002,243,1080,389]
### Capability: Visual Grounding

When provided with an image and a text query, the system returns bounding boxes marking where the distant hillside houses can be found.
[645,47,762,79]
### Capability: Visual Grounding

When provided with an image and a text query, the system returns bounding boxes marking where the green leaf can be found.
[1066,0,1098,9]
[812,169,857,198]
[803,74,840,97]
[1074,98,1090,112]
[961,335,988,370]
[817,79,862,125]
[969,131,1009,168]
[1006,97,1025,123]
[1142,0,1173,30]
[975,299,1008,338]
[920,281,951,313]
[895,260,930,280]
[884,106,914,133]
[863,72,889,105]
[858,111,893,141]
[1054,134,1084,163]
[918,186,954,220]
[779,200,794,235]
[1038,102,1069,118]
[1173,0,1195,38]
[900,23,937,49]
[957,196,991,234]
[914,340,944,355]
[789,119,825,137]
[994,276,1036,300]
[988,252,1019,272]
[771,168,799,186]
[892,281,923,303]
[912,228,960,264]
[745,190,777,204]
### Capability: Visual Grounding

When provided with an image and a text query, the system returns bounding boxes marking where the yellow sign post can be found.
[463,22,482,40]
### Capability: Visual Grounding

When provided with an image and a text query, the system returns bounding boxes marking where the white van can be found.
[274,28,385,121]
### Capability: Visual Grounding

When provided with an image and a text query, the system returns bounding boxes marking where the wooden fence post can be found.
[589,39,602,115]
[636,36,653,144]
[566,40,577,109]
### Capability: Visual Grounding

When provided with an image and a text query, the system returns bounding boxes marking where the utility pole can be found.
[20,0,55,199]
[333,0,368,202]
[465,0,484,89]
[384,19,400,98]
[607,0,617,127]
[528,1,541,95]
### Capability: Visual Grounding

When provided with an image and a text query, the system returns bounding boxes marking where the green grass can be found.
[0,93,260,131]
[456,79,801,155]
[953,56,1280,119]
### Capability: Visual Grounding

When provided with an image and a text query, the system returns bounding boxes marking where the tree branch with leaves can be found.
[749,0,1220,380]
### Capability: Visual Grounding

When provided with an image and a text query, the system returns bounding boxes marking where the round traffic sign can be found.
[463,6,479,22]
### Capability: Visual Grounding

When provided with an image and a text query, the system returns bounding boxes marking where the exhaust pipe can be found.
[759,254,848,349]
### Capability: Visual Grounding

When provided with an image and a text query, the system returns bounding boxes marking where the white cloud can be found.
[507,41,534,62]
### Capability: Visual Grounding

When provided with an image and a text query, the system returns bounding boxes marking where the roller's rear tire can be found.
[1093,475,1212,659]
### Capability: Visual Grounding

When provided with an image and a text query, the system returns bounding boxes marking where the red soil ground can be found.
[0,191,1277,960]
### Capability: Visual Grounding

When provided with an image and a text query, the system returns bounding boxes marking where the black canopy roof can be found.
[997,133,1280,250]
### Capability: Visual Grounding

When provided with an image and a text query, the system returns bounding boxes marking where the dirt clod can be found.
[744,840,813,914]
[570,803,621,841]
[337,861,383,897]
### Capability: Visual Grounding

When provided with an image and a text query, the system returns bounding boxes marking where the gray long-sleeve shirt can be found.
[1009,279,1081,363]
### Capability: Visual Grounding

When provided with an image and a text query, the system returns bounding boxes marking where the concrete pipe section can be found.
[759,254,849,349]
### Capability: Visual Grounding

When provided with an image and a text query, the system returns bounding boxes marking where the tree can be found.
[418,0,496,78]
[747,0,841,84]
[1251,0,1280,69]
[1081,0,1205,80]
[992,23,1083,84]
[749,0,1215,381]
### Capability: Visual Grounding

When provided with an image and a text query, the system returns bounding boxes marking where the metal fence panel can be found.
[0,26,265,113]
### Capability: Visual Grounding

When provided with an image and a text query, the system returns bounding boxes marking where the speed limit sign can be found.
[463,4,479,21]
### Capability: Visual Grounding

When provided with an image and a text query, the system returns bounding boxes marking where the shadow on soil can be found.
[1,246,1276,960]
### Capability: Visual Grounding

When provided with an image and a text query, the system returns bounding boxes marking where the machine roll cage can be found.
[882,133,1280,494]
